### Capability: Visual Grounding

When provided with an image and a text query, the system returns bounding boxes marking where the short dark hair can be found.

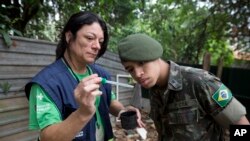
[56,11,109,60]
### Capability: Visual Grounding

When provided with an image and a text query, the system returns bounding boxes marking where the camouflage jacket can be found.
[149,61,234,141]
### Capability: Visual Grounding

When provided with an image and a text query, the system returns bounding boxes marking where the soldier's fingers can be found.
[137,119,146,128]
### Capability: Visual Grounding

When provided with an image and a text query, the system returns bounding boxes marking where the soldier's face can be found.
[122,59,161,88]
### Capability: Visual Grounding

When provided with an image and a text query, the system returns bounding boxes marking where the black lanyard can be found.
[62,57,101,128]
[62,57,91,83]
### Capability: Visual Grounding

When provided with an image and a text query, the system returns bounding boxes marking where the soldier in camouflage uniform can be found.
[117,33,250,141]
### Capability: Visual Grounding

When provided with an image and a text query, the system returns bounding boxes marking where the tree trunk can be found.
[203,52,211,71]
[216,56,224,79]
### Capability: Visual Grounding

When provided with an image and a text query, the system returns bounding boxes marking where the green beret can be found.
[118,33,163,61]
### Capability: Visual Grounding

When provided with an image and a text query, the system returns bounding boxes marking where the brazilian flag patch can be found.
[212,84,232,107]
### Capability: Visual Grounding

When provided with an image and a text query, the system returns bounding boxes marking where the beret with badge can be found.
[117,33,163,62]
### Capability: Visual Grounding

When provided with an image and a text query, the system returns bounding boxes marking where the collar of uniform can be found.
[167,61,183,91]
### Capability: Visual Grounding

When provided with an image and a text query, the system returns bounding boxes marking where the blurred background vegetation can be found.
[0,0,249,66]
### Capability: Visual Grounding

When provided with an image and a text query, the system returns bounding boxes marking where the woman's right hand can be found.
[74,74,102,117]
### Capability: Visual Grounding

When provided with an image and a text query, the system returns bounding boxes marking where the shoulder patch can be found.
[212,84,232,107]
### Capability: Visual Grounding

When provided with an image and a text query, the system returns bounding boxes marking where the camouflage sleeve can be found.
[197,73,246,128]
[195,73,227,114]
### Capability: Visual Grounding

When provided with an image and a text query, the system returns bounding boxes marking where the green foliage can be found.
[138,0,247,65]
[0,82,12,95]
[1,0,249,66]
[0,9,22,47]
[141,0,212,63]
[205,39,234,67]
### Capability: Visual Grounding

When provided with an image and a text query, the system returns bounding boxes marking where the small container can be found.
[120,111,138,130]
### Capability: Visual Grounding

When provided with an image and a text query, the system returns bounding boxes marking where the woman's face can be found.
[68,22,104,64]
[122,59,161,88]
